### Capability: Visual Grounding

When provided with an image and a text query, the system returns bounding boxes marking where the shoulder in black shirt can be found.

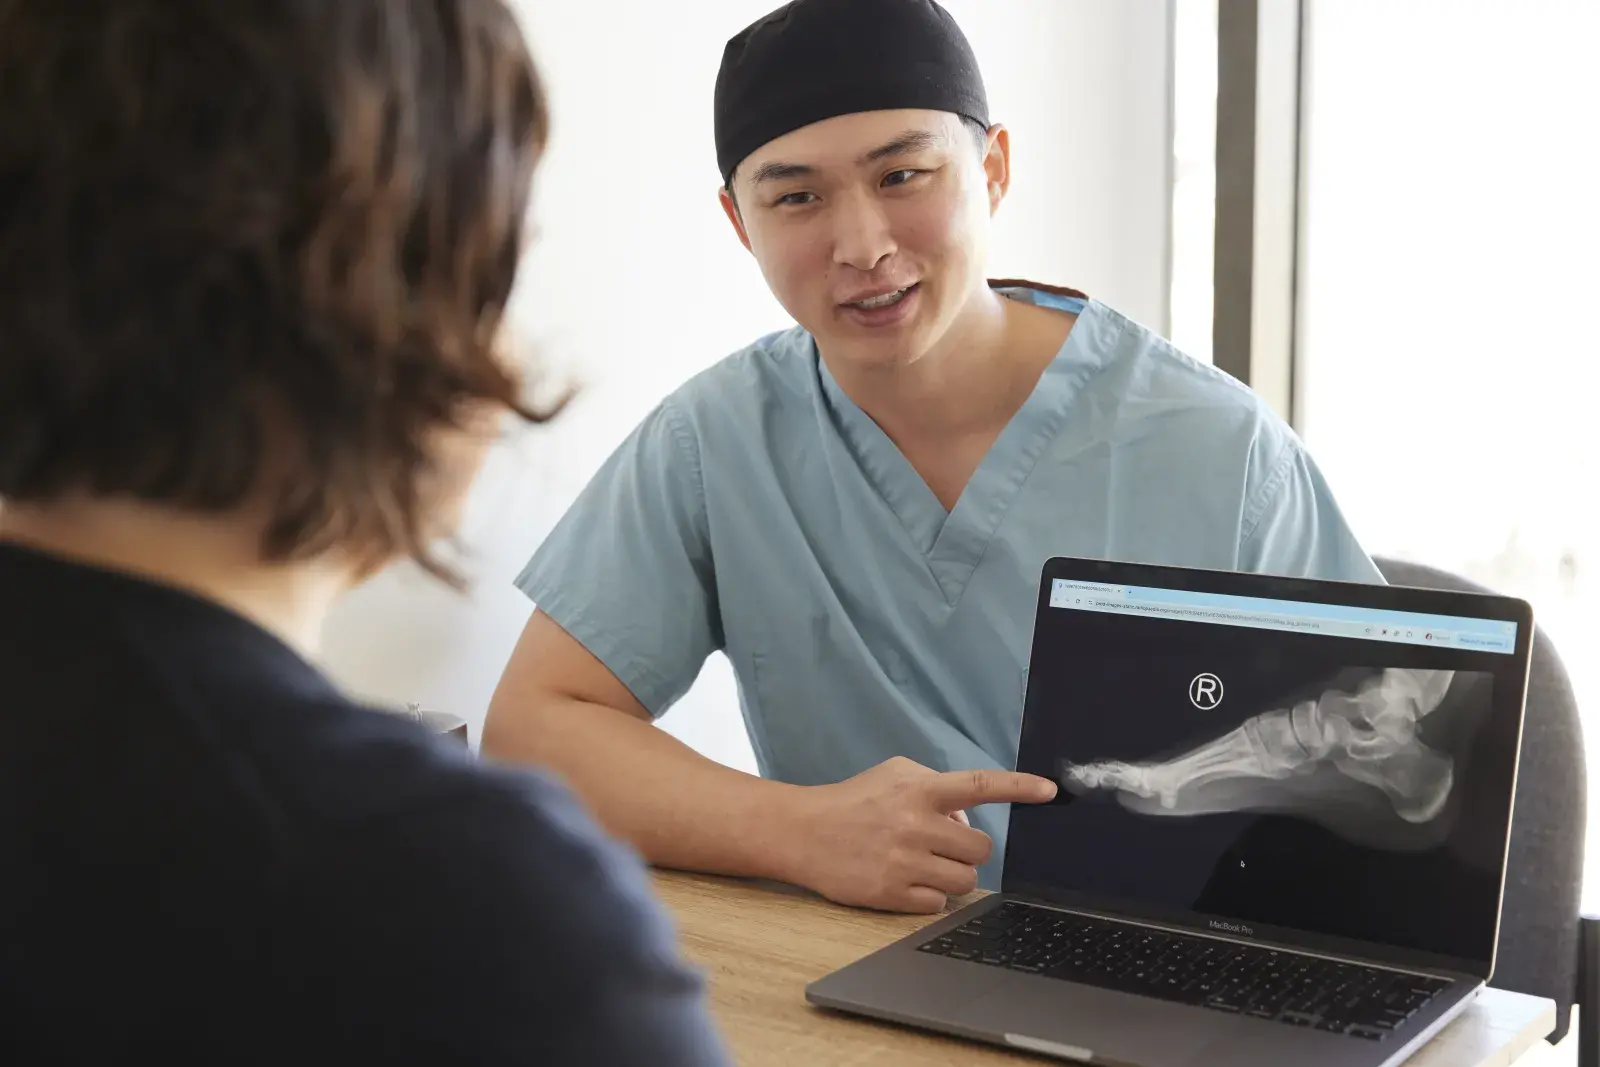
[0,544,729,1065]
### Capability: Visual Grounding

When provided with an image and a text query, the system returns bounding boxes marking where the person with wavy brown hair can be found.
[0,2,728,1063]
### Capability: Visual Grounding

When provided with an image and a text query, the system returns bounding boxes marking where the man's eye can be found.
[882,169,923,187]
[775,191,817,207]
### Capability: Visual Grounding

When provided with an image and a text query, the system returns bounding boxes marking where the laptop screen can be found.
[1005,560,1530,973]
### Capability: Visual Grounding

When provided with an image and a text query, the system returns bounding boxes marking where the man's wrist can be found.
[740,777,821,887]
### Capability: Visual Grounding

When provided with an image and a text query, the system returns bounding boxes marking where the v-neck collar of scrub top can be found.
[813,280,1127,607]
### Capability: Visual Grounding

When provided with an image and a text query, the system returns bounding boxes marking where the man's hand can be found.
[786,757,1057,913]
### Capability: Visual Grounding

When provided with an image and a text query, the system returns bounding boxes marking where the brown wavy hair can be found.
[0,0,558,583]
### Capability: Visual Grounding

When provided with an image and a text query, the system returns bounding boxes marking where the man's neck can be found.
[824,284,1077,453]
[0,498,353,656]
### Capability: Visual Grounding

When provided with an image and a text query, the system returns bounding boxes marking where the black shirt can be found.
[0,544,729,1065]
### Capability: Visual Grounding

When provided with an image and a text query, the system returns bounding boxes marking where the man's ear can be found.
[983,124,1011,215]
[719,186,753,252]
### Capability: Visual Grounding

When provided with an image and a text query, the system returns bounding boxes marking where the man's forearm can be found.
[482,697,811,883]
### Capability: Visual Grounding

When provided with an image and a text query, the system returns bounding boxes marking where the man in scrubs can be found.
[484,0,1382,911]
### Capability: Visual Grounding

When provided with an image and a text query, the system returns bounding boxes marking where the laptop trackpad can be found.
[952,975,1240,1066]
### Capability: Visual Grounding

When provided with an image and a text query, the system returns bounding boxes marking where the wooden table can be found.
[653,869,1558,1066]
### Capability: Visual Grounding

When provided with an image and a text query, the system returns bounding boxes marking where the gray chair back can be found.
[1376,556,1585,1043]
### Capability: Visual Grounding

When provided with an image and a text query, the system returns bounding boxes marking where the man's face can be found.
[722,109,1009,369]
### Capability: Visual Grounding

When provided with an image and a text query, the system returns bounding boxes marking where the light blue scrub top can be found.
[516,286,1383,888]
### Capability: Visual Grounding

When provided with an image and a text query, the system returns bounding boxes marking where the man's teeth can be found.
[852,286,911,309]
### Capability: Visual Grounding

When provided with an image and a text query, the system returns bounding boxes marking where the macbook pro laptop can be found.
[808,556,1533,1066]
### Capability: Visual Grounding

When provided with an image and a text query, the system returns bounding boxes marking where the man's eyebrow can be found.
[858,130,942,164]
[749,161,814,185]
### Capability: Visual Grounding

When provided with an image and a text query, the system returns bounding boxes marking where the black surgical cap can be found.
[714,0,989,185]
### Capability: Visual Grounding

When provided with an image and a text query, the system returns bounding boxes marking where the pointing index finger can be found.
[925,768,1057,812]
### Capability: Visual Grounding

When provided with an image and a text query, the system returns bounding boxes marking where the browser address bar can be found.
[1051,583,1338,631]
[1077,595,1331,632]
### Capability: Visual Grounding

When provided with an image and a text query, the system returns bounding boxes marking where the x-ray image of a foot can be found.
[1061,669,1457,824]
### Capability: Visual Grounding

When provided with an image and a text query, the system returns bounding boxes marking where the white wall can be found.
[318,0,1175,771]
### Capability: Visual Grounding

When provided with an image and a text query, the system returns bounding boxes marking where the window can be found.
[1296,3,1600,901]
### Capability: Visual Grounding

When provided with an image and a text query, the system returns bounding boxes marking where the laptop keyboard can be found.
[916,901,1452,1041]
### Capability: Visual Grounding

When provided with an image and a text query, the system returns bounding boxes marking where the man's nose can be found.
[831,188,896,272]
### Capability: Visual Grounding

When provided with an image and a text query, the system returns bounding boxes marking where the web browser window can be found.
[1008,577,1525,967]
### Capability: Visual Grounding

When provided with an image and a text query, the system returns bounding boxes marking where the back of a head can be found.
[0,0,551,582]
